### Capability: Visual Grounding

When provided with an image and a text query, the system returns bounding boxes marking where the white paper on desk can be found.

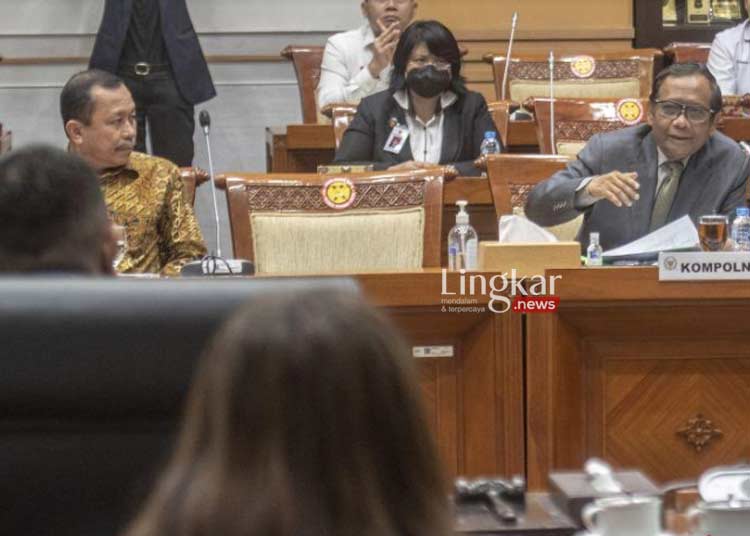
[498,215,558,243]
[602,215,700,260]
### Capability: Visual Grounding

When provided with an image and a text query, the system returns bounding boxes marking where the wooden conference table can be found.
[277,268,750,489]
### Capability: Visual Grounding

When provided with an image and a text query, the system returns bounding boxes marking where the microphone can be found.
[199,109,211,136]
[548,51,556,154]
[181,110,254,276]
[200,110,221,259]
[500,12,518,102]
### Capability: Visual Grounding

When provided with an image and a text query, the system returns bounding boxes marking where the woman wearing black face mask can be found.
[334,20,500,176]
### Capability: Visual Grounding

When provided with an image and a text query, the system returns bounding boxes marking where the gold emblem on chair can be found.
[322,178,356,209]
[569,55,596,79]
[616,98,644,126]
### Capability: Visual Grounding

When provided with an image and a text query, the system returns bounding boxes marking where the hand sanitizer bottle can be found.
[586,232,603,267]
[448,200,479,271]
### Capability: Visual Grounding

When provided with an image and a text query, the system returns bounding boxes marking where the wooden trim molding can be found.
[0,54,284,66]
[454,27,635,41]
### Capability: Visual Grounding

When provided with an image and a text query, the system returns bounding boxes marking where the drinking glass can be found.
[112,224,128,270]
[699,214,728,252]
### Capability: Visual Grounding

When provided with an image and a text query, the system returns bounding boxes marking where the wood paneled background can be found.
[422,0,635,101]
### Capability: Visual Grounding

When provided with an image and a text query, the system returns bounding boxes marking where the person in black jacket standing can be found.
[90,0,216,166]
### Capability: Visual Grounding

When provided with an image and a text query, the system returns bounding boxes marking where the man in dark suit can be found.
[90,0,216,167]
[525,63,750,251]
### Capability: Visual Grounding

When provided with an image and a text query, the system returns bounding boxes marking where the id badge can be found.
[384,124,409,154]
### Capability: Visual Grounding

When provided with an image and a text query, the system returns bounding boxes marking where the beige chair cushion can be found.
[251,207,424,274]
[512,206,583,242]
[509,78,640,103]
[555,141,587,157]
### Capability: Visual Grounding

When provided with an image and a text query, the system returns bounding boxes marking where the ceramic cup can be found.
[688,499,750,536]
[581,495,662,536]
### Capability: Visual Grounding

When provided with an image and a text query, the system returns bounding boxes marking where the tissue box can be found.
[478,242,581,276]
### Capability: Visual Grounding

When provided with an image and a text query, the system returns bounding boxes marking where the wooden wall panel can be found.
[421,0,635,91]
[420,0,633,39]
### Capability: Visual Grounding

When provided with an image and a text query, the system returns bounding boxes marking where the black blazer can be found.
[89,0,216,105]
[334,90,500,176]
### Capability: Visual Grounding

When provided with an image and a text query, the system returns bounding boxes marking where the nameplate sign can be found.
[412,346,454,358]
[658,251,750,280]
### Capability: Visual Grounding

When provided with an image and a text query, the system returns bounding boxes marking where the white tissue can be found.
[498,215,559,243]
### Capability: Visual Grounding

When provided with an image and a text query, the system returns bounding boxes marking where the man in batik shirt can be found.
[61,69,206,276]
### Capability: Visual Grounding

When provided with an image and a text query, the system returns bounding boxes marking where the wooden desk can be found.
[269,270,526,481]
[265,121,539,173]
[526,267,750,489]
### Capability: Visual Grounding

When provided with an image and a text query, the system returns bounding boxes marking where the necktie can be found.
[649,161,684,232]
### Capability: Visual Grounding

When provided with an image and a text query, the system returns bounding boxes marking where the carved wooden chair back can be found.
[487,100,512,149]
[485,50,662,103]
[216,169,446,273]
[484,153,580,241]
[178,167,210,206]
[532,97,651,156]
[281,45,325,124]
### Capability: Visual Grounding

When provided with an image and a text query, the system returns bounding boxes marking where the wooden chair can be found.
[487,100,514,150]
[281,45,325,124]
[482,154,571,217]
[178,167,210,206]
[664,42,711,64]
[482,153,580,241]
[320,102,358,149]
[531,97,651,156]
[483,50,662,103]
[215,169,446,273]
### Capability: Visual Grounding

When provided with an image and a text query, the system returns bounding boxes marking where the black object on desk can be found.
[454,493,577,535]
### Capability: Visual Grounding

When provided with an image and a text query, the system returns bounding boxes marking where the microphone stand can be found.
[500,12,518,102]
[549,51,555,154]
[203,121,222,259]
[180,111,254,277]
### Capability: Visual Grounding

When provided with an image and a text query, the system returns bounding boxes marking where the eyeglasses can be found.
[652,99,716,124]
[408,56,451,70]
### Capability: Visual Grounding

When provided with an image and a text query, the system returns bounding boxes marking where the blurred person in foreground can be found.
[0,145,116,274]
[123,288,452,536]
[61,69,206,276]
[334,20,498,176]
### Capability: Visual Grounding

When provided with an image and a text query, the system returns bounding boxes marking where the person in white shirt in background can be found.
[707,0,750,95]
[317,0,417,110]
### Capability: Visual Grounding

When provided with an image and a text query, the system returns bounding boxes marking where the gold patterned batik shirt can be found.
[100,152,207,276]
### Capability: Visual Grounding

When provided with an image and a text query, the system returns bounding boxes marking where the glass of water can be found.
[112,224,128,270]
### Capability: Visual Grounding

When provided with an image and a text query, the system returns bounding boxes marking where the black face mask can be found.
[405,65,452,98]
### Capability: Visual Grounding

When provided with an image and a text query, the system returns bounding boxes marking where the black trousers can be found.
[120,72,195,167]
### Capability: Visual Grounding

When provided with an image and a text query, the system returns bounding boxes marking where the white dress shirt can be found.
[317,24,393,109]
[393,90,458,164]
[708,20,750,96]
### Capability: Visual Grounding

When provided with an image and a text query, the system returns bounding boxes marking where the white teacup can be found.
[688,499,750,536]
[581,495,662,536]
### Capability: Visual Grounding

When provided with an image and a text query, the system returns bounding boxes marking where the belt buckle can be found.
[134,62,151,76]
